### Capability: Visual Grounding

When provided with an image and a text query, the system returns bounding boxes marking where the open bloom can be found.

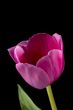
[8,33,65,89]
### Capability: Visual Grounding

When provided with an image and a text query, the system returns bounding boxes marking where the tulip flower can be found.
[8,33,65,110]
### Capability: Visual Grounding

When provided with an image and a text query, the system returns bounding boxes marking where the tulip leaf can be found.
[18,84,41,110]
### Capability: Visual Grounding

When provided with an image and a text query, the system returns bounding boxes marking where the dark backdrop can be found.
[0,13,72,110]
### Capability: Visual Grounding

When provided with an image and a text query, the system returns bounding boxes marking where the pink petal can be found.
[36,49,64,84]
[8,46,17,63]
[18,40,28,48]
[53,33,63,50]
[14,45,27,63]
[8,40,28,63]
[16,63,50,89]
[27,33,60,64]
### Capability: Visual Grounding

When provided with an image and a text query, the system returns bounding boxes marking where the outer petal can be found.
[14,45,27,63]
[27,33,60,64]
[8,40,28,63]
[8,46,17,63]
[18,40,28,48]
[53,33,63,50]
[36,49,64,84]
[16,63,50,89]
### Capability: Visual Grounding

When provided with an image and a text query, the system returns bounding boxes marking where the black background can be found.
[0,5,72,110]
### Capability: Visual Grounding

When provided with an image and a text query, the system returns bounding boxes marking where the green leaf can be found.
[18,84,41,110]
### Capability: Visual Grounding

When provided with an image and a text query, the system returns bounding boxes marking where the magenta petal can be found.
[18,40,28,48]
[53,33,63,50]
[27,33,60,64]
[14,45,27,63]
[16,63,50,89]
[8,46,17,63]
[36,49,64,84]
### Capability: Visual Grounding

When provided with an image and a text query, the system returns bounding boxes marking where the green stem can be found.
[46,85,57,110]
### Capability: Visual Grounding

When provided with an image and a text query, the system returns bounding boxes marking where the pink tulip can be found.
[8,33,65,89]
